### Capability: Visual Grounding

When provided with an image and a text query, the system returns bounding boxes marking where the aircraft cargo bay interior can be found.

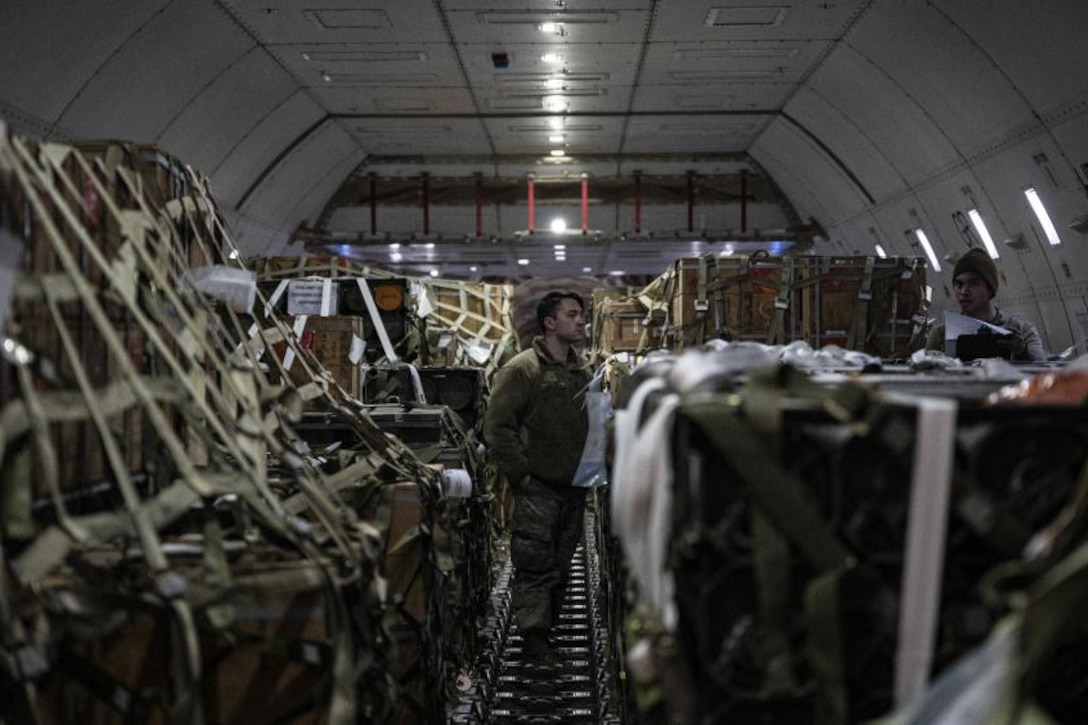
[2,1,1088,723]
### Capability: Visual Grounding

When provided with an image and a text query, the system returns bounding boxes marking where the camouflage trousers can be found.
[511,477,587,633]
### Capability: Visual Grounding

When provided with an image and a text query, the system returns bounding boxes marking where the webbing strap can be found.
[682,401,851,573]
[894,397,957,708]
[355,278,399,364]
[766,257,794,345]
[805,568,848,723]
[846,257,875,351]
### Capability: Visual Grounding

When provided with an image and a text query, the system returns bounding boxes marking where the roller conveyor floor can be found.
[451,513,622,724]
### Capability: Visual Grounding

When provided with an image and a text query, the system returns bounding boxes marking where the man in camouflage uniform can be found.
[925,247,1047,361]
[484,291,590,659]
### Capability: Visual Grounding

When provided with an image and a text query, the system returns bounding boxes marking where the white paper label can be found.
[287,279,338,316]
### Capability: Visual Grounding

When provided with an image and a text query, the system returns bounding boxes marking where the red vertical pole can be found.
[475,173,483,238]
[634,171,642,234]
[740,169,748,233]
[368,172,377,235]
[687,171,695,233]
[581,172,589,234]
[421,173,430,235]
[527,173,536,235]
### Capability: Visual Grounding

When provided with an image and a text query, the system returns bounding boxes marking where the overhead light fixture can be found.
[550,149,566,157]
[548,134,565,143]
[543,95,567,111]
[609,270,625,276]
[469,266,478,272]
[517,258,530,265]
[914,228,941,272]
[1024,187,1063,246]
[548,117,565,130]
[541,52,564,64]
[553,244,566,250]
[429,269,439,277]
[538,21,565,35]
[551,218,567,233]
[390,252,403,262]
[389,243,401,250]
[967,209,1000,259]
[874,243,887,259]
[545,78,564,90]
[424,242,435,249]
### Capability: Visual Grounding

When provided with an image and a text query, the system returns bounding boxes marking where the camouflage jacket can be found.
[925,307,1047,361]
[483,336,590,487]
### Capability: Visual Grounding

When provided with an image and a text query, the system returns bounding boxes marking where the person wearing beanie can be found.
[924,247,1047,361]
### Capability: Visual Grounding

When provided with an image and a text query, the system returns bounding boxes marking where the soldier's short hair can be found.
[537,291,584,332]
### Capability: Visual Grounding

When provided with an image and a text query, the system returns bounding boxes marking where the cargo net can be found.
[609,349,1088,723]
[0,134,491,722]
[249,256,517,376]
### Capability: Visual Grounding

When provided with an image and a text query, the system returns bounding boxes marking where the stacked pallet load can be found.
[626,253,926,356]
[0,131,483,722]
[609,345,1088,723]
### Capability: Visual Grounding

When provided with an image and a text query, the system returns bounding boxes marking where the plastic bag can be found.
[572,374,612,488]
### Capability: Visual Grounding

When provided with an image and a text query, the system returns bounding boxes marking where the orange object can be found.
[986,369,1088,406]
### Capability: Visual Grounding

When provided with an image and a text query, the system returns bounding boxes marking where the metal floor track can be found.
[451,513,622,724]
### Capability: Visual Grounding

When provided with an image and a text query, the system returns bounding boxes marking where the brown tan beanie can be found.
[953,247,998,298]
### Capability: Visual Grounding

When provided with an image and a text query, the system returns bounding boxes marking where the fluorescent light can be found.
[609,270,625,276]
[541,53,563,64]
[545,78,563,90]
[517,258,530,265]
[914,228,941,272]
[550,218,567,233]
[389,243,401,250]
[549,149,566,157]
[548,117,565,130]
[1024,187,1063,246]
[390,252,403,262]
[429,269,439,277]
[539,21,563,34]
[553,244,566,250]
[543,95,567,111]
[874,243,887,259]
[548,134,565,143]
[967,209,1000,259]
[469,266,478,272]
[424,242,435,249]
[582,266,592,273]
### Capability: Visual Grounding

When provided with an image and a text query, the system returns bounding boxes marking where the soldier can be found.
[484,291,591,660]
[925,247,1047,361]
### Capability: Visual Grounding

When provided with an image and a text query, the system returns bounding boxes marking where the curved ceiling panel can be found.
[749,142,832,227]
[848,1,1034,152]
[784,87,903,202]
[157,48,299,179]
[0,1,171,132]
[58,2,255,142]
[752,119,870,225]
[804,46,959,185]
[208,93,326,206]
[935,0,1088,112]
[240,121,363,236]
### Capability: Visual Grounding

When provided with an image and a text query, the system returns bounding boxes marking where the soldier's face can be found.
[547,299,586,345]
[953,272,991,317]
